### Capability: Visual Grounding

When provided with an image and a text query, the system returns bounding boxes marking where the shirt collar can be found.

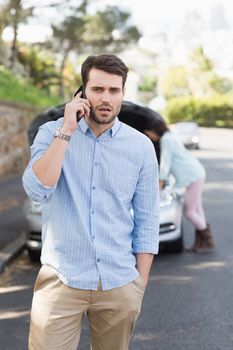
[78,117,90,134]
[110,117,121,137]
[78,116,122,138]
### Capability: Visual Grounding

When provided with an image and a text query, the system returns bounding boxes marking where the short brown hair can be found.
[81,54,129,89]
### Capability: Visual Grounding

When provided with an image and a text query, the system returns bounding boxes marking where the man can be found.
[23,54,159,350]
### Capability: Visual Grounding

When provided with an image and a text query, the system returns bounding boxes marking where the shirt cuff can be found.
[22,165,57,201]
[133,242,159,255]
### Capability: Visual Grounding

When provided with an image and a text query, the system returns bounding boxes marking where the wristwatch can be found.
[54,127,71,142]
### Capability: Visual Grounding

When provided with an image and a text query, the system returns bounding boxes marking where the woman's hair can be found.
[81,54,129,89]
[145,118,169,136]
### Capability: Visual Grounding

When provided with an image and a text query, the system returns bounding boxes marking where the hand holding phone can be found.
[73,85,90,121]
[61,85,91,135]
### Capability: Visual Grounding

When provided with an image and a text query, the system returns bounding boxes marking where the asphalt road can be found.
[0,127,233,350]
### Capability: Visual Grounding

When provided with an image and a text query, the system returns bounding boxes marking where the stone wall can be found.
[0,100,39,181]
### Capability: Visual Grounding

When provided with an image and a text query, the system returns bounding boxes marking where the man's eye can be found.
[111,89,120,94]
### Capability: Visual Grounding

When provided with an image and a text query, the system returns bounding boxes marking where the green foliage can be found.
[138,76,157,92]
[51,3,140,98]
[189,46,214,72]
[161,66,190,99]
[0,40,11,67]
[0,0,33,37]
[165,95,233,127]
[161,48,233,100]
[1,0,34,69]
[186,46,225,97]
[0,66,62,107]
[209,74,233,95]
[52,11,87,52]
[83,6,141,53]
[1,1,141,99]
[17,45,61,92]
[0,2,10,37]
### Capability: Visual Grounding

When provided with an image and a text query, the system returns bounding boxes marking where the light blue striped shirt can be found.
[22,117,159,290]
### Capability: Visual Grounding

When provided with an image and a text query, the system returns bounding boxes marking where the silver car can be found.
[23,101,184,261]
[24,185,183,262]
[173,122,200,149]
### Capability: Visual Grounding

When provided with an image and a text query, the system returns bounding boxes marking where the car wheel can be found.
[27,248,41,262]
[165,235,183,253]
[164,224,184,254]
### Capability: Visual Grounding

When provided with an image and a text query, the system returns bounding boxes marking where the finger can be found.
[79,98,91,108]
[73,91,83,101]
[72,97,91,109]
[82,104,90,117]
[81,97,91,108]
[75,106,86,119]
[75,91,82,97]
[72,100,90,111]
[74,103,90,117]
[73,93,91,108]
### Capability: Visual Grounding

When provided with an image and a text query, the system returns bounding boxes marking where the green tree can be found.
[0,2,10,38]
[83,6,140,53]
[187,46,233,97]
[51,1,89,98]
[187,46,215,97]
[189,46,214,72]
[51,2,141,98]
[161,66,190,99]
[138,75,157,93]
[17,45,61,94]
[1,0,33,69]
[209,74,233,95]
[0,2,12,66]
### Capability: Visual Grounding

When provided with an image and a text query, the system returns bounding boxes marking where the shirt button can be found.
[91,210,94,214]
[97,258,100,262]
[96,140,100,143]
[92,186,96,190]
[95,162,98,166]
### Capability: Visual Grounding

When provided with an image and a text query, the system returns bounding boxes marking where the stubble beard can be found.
[89,105,121,125]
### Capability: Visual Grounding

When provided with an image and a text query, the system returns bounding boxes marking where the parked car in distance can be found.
[173,122,200,149]
[24,101,184,262]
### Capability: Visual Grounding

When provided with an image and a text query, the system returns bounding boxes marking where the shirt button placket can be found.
[90,139,101,245]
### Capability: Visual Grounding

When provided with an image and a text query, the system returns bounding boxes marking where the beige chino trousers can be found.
[29,265,145,350]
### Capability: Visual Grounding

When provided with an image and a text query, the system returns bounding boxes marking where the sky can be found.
[99,0,233,34]
[2,0,233,43]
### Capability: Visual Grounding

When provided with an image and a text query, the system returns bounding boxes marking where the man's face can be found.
[84,68,125,125]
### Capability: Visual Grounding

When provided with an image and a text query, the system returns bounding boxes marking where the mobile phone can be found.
[74,84,86,121]
[74,84,92,121]
[74,84,85,98]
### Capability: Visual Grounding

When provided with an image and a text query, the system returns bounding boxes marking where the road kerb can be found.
[0,231,26,274]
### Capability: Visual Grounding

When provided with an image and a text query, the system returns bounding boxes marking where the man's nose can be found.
[101,90,111,102]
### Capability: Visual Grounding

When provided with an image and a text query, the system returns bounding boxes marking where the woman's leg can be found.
[184,178,207,230]
[184,178,214,252]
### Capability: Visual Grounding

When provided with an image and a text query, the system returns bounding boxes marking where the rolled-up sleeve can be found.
[132,141,160,254]
[22,122,57,202]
